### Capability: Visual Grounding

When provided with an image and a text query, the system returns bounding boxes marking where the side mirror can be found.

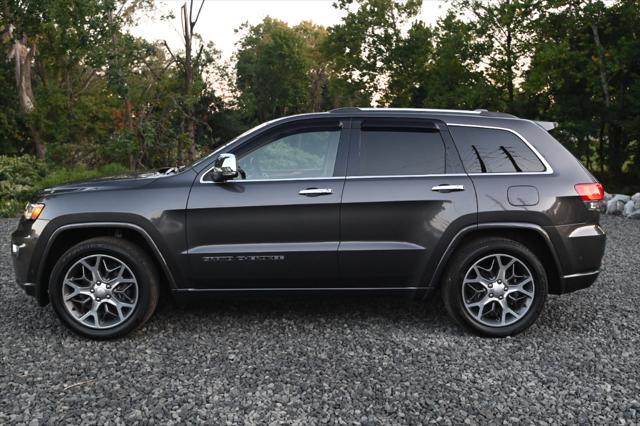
[211,153,239,182]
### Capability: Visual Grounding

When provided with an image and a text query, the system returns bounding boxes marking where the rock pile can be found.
[602,192,640,219]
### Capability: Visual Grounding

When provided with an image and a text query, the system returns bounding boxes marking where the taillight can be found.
[574,183,604,201]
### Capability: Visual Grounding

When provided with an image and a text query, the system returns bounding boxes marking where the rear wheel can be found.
[441,237,548,337]
[49,237,159,339]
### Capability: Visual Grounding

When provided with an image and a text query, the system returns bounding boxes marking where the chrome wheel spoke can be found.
[466,295,490,310]
[63,279,92,301]
[105,298,135,322]
[62,254,139,330]
[462,253,535,328]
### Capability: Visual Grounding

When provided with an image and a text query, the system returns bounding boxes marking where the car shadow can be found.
[145,292,461,333]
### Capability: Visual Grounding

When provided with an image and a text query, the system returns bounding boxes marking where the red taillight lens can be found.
[574,183,604,201]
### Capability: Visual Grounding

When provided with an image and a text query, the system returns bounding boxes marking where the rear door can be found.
[186,118,349,289]
[338,117,477,288]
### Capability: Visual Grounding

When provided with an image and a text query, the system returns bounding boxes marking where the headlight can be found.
[24,203,45,220]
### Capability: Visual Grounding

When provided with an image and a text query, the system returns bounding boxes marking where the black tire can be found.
[49,237,160,339]
[441,237,548,337]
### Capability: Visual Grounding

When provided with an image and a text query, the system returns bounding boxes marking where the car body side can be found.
[11,111,606,306]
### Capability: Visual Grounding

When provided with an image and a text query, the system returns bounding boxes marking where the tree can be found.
[524,0,640,183]
[235,18,312,123]
[325,0,423,104]
[421,13,500,109]
[456,0,542,112]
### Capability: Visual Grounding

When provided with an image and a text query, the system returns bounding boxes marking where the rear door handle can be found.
[431,184,464,193]
[299,188,333,196]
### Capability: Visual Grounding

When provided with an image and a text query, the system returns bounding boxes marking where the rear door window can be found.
[449,126,546,173]
[350,128,446,176]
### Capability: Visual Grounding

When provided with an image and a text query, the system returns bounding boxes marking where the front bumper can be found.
[11,218,49,305]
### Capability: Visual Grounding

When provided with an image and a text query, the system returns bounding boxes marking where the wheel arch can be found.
[36,222,177,305]
[428,223,563,295]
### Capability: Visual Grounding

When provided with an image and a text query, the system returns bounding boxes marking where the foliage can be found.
[0,155,128,217]
[0,155,46,217]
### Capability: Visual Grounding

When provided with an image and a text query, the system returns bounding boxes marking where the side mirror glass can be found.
[211,153,239,182]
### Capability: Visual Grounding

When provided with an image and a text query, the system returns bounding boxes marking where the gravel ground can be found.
[1,216,639,425]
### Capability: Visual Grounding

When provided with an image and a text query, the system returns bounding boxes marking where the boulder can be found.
[632,192,640,210]
[623,200,636,217]
[628,209,640,220]
[606,194,631,215]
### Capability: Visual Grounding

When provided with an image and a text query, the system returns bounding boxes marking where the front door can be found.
[338,118,477,287]
[186,118,349,289]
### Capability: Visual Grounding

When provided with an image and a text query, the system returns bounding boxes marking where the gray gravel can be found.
[1,216,639,424]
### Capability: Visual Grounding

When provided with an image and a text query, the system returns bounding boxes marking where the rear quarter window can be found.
[449,126,546,173]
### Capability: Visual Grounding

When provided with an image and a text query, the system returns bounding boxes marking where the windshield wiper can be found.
[159,165,186,175]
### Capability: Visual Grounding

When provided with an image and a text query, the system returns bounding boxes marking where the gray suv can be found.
[11,108,606,339]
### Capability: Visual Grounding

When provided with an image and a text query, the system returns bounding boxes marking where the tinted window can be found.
[352,129,445,176]
[449,126,545,173]
[238,130,341,180]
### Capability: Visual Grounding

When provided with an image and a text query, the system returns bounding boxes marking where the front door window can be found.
[238,130,341,180]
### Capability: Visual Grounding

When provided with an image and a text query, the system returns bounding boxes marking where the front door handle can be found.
[432,184,464,193]
[299,188,333,196]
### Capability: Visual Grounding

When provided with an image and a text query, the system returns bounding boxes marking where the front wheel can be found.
[49,237,160,339]
[441,237,548,337]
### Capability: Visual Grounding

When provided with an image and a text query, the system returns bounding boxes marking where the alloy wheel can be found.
[62,254,139,329]
[461,253,535,327]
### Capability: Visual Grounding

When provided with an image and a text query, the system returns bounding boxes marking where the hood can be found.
[39,170,165,197]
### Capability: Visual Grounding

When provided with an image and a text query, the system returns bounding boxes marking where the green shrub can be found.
[0,155,46,217]
[0,155,129,217]
[37,163,129,190]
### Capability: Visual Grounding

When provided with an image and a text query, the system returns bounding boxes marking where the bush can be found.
[0,155,46,217]
[0,155,129,217]
[36,163,129,190]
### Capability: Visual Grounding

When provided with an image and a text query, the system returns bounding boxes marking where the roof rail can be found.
[328,107,517,118]
[329,107,362,113]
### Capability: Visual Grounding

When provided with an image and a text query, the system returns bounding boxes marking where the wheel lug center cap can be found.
[94,282,108,299]
[490,282,505,298]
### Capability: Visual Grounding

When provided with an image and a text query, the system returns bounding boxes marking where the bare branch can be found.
[181,3,189,41]
[192,0,205,29]
[194,44,204,64]
[162,40,179,64]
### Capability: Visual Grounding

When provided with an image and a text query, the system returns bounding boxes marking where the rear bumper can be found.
[560,270,600,294]
[549,223,606,294]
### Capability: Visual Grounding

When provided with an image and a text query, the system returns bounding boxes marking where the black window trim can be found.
[447,123,554,175]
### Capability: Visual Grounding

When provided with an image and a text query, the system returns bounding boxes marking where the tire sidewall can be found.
[49,239,156,339]
[444,239,548,337]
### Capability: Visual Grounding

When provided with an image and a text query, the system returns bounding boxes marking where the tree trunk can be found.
[591,21,613,178]
[591,23,611,108]
[8,34,45,159]
[506,27,515,110]
[598,119,605,173]
[182,2,198,163]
